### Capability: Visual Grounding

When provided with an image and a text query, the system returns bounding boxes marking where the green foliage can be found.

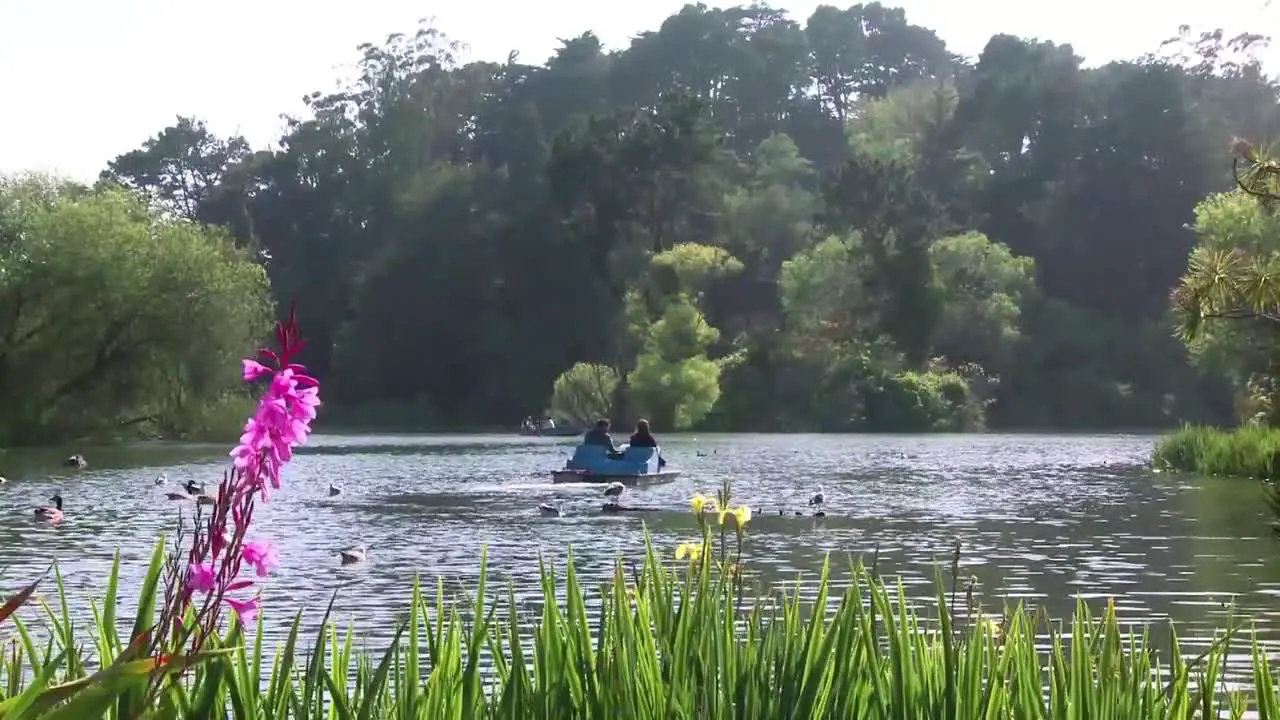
[1173,171,1280,423]
[87,9,1280,432]
[870,368,982,432]
[1175,191,1280,343]
[630,299,724,429]
[550,363,618,425]
[0,176,272,445]
[847,80,959,162]
[778,234,871,335]
[1153,424,1280,479]
[3,535,1280,716]
[649,242,744,297]
[929,231,1036,372]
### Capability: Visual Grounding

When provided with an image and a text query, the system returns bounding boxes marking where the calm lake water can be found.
[0,432,1275,674]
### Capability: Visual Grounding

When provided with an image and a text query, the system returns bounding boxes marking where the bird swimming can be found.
[34,494,64,523]
[538,501,563,516]
[603,481,625,501]
[154,473,168,485]
[165,480,203,502]
[65,455,86,469]
[808,486,825,508]
[339,544,368,565]
[329,483,341,496]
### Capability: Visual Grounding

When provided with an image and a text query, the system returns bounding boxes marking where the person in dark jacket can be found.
[629,419,667,467]
[628,419,658,447]
[583,419,623,458]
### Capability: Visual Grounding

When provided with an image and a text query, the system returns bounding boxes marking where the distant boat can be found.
[551,443,681,486]
[519,418,582,437]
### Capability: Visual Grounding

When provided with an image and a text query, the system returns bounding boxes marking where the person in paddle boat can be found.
[628,419,667,468]
[584,419,625,459]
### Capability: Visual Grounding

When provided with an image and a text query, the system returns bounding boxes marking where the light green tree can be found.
[0,176,273,444]
[628,243,742,429]
[550,363,619,425]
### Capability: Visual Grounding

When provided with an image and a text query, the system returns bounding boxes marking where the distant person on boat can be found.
[584,419,624,458]
[629,419,667,468]
[628,419,657,447]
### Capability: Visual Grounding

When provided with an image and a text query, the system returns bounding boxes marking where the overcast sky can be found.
[2,0,1276,181]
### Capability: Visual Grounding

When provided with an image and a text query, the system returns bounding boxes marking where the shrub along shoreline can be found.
[0,533,1276,717]
[1152,424,1280,479]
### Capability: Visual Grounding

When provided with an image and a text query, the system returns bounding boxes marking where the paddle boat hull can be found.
[552,469,683,485]
[550,444,680,485]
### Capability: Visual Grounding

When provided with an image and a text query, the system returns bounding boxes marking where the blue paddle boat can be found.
[551,444,681,485]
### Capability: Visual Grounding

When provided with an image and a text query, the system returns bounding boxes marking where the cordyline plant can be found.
[142,305,320,700]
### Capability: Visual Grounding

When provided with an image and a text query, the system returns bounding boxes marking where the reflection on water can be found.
[0,433,1275,677]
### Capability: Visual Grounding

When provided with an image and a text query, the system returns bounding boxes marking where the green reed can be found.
[0,531,1277,718]
[1153,423,1280,480]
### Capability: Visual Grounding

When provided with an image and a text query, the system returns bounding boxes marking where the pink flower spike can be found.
[225,596,261,623]
[226,580,255,592]
[241,541,280,578]
[241,359,273,382]
[187,563,216,594]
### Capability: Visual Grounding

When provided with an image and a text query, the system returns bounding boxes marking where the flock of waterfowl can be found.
[536,481,829,518]
[20,454,366,567]
[19,449,832,565]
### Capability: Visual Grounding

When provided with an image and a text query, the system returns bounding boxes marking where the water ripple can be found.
[0,432,1276,681]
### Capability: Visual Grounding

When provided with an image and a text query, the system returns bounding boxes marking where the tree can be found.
[1172,145,1280,421]
[75,6,1280,433]
[929,231,1036,372]
[100,116,250,221]
[0,176,272,444]
[550,363,619,425]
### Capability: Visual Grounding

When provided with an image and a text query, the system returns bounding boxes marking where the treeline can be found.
[14,3,1280,441]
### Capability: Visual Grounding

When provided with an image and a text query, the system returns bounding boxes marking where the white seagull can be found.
[339,544,369,565]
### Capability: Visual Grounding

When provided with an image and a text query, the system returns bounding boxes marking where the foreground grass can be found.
[0,535,1276,718]
[1153,423,1280,479]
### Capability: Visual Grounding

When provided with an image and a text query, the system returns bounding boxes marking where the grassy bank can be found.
[0,536,1276,717]
[1152,424,1280,479]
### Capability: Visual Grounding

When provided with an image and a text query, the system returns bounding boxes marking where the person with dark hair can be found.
[629,419,658,447]
[583,419,622,457]
[629,418,667,467]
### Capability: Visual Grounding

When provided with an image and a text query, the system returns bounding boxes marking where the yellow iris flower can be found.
[690,494,710,515]
[675,542,704,562]
[719,505,752,529]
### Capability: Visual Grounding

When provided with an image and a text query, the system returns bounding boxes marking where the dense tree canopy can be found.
[0,176,272,444]
[71,5,1280,434]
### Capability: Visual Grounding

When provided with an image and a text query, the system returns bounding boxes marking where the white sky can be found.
[2,0,1277,182]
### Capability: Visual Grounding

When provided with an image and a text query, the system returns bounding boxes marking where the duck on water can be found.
[35,494,64,523]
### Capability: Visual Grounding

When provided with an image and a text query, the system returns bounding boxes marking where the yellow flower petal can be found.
[734,505,752,526]
[690,494,707,515]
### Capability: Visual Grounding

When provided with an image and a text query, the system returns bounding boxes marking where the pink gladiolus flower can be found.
[188,563,216,593]
[241,359,273,382]
[225,595,260,623]
[240,541,279,578]
[164,305,318,663]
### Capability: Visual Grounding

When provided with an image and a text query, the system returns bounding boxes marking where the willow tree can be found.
[1172,141,1280,422]
[0,176,273,444]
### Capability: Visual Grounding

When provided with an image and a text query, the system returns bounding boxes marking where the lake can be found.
[0,432,1275,676]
